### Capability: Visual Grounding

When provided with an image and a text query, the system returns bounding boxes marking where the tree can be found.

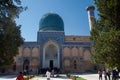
[0,0,26,66]
[91,0,120,68]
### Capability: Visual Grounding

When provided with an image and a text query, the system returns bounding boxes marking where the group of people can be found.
[16,69,55,80]
[98,68,119,80]
[16,68,119,80]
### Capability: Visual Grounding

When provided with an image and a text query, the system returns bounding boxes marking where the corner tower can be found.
[86,6,95,31]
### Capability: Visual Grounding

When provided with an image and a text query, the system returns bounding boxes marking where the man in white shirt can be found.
[46,70,51,80]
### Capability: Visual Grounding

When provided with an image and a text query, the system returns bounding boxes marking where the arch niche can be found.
[23,59,30,71]
[43,40,60,69]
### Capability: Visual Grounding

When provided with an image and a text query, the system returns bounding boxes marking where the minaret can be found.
[86,6,95,31]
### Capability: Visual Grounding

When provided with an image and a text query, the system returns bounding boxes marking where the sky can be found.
[16,0,97,41]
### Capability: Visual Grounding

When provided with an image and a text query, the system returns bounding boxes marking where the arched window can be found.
[64,59,70,70]
[23,59,30,71]
[32,47,39,57]
[63,47,70,57]
[72,47,78,57]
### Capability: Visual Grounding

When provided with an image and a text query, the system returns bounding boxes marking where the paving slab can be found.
[2,73,116,80]
[30,77,72,80]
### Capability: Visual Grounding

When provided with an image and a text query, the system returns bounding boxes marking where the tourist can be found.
[98,69,102,80]
[16,72,24,80]
[106,69,111,80]
[46,70,51,80]
[115,68,119,80]
[112,69,117,80]
[103,69,107,80]
[51,69,54,77]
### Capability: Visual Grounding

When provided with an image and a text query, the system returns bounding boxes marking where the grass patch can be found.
[34,76,43,78]
[23,76,29,78]
[76,77,86,80]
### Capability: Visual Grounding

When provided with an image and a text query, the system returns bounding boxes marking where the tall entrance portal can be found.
[43,41,60,69]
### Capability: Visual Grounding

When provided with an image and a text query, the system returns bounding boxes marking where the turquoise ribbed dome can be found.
[39,13,64,31]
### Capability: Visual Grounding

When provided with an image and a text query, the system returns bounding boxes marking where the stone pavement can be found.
[0,73,100,80]
[1,74,119,80]
[30,77,72,80]
[78,73,98,80]
[78,73,120,80]
[0,75,16,80]
[0,75,72,80]
[30,74,98,80]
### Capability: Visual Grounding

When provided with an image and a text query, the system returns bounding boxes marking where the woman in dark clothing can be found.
[98,69,102,80]
[106,69,111,80]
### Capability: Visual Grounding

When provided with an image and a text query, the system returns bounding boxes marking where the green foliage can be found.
[0,0,26,66]
[91,0,120,68]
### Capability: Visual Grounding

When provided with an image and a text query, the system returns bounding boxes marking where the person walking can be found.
[16,72,24,80]
[103,69,107,80]
[106,69,111,80]
[112,69,117,80]
[51,69,54,77]
[98,69,102,80]
[46,70,51,80]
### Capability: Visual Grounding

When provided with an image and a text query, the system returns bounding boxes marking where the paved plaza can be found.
[1,73,119,80]
[0,73,99,80]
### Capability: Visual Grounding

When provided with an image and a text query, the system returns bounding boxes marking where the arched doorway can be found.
[43,41,60,69]
[23,59,30,73]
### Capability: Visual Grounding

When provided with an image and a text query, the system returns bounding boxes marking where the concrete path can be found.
[0,75,71,80]
[30,77,72,80]
[0,75,16,80]
[31,74,98,80]
[0,74,72,80]
[78,74,120,80]
[78,74,99,80]
[0,73,102,80]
